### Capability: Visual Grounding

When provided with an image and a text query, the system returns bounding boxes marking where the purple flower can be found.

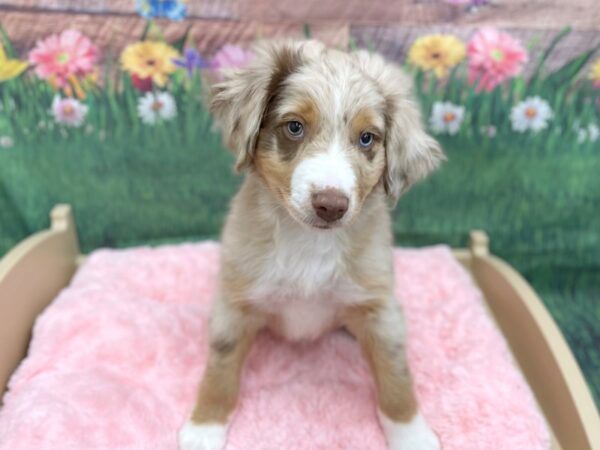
[210,44,255,75]
[173,48,208,78]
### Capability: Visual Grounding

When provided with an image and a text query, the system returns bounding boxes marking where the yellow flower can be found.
[590,57,600,85]
[0,45,28,82]
[408,34,466,78]
[120,41,179,87]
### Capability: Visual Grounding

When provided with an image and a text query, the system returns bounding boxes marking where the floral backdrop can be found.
[0,0,599,406]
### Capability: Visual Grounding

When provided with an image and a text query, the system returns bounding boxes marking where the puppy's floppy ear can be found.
[353,50,445,203]
[209,40,322,172]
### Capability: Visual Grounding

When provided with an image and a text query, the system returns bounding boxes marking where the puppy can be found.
[179,40,445,450]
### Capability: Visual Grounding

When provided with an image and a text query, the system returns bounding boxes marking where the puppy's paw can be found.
[178,421,227,450]
[379,412,440,450]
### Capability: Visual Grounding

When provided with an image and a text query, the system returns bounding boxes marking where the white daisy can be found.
[429,101,465,135]
[575,122,600,144]
[137,91,177,125]
[0,135,14,148]
[51,96,88,128]
[510,96,553,133]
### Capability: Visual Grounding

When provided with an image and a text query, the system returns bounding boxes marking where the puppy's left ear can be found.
[353,51,445,203]
[209,40,323,172]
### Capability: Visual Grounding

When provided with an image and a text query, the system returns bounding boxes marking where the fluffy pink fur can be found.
[0,243,550,449]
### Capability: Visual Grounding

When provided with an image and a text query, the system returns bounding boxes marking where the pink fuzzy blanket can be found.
[0,243,550,450]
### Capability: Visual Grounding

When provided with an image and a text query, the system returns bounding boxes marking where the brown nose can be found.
[311,188,349,223]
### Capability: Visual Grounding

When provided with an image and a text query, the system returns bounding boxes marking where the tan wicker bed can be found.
[0,204,598,450]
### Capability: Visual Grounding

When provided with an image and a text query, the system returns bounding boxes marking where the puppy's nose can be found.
[311,188,349,223]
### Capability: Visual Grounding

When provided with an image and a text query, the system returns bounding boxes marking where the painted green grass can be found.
[0,63,241,251]
[0,98,239,252]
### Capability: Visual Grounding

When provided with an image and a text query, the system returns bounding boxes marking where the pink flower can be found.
[467,28,527,92]
[29,29,99,88]
[51,96,88,127]
[210,44,255,73]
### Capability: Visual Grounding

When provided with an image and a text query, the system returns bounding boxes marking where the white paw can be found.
[379,411,440,450]
[178,421,227,450]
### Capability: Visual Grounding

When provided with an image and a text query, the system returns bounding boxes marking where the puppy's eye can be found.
[359,132,374,148]
[286,121,304,139]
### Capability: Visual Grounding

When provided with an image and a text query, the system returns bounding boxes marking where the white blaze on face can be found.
[290,138,356,215]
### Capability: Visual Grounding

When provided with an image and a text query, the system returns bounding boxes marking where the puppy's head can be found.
[210,40,444,230]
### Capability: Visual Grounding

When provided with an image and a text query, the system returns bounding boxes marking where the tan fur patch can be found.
[273,125,303,162]
[354,154,385,206]
[220,261,253,305]
[350,108,383,141]
[253,144,295,201]
[293,97,320,132]
[344,305,418,423]
[191,329,256,424]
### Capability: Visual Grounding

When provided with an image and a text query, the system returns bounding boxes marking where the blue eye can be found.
[359,132,374,148]
[286,121,304,138]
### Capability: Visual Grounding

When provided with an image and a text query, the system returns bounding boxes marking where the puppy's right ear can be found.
[209,40,322,172]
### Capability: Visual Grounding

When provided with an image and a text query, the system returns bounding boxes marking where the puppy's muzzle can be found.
[311,188,349,223]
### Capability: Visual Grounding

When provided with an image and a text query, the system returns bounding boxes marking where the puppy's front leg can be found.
[345,301,440,450]
[179,299,257,450]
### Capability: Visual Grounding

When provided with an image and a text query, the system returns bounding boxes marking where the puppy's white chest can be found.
[253,236,341,296]
[247,229,364,340]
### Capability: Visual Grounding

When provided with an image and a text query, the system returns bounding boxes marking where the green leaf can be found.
[0,23,16,58]
[512,77,526,101]
[543,48,598,90]
[103,47,116,90]
[303,24,312,39]
[444,65,460,102]
[348,36,358,52]
[141,21,152,41]
[414,70,425,101]
[526,34,542,54]
[141,20,165,42]
[172,25,192,53]
[529,26,571,89]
